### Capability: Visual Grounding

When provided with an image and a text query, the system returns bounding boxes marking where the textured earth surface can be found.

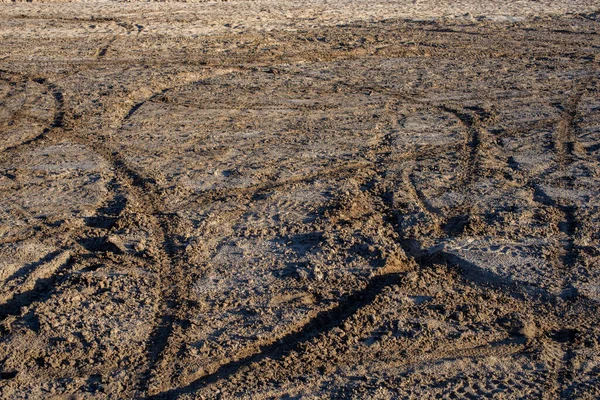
[1,1,600,398]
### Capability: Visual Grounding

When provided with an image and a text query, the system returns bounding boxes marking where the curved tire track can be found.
[0,72,64,156]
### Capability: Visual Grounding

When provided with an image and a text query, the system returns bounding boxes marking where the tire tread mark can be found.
[440,106,483,186]
[146,272,407,399]
[72,140,183,394]
[0,73,64,155]
[0,252,74,321]
[554,89,584,165]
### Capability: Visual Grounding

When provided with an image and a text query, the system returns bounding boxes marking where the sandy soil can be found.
[1,0,599,398]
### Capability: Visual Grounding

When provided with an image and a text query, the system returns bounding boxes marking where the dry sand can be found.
[0,0,599,398]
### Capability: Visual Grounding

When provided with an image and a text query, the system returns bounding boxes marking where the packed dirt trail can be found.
[1,0,600,398]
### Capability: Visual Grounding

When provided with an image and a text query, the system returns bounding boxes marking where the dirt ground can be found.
[1,1,599,398]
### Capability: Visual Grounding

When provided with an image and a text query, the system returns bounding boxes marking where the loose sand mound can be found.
[1,1,599,398]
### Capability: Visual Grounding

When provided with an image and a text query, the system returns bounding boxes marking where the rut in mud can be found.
[1,2,600,399]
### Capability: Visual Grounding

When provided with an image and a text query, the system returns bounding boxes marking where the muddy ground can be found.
[0,1,600,398]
